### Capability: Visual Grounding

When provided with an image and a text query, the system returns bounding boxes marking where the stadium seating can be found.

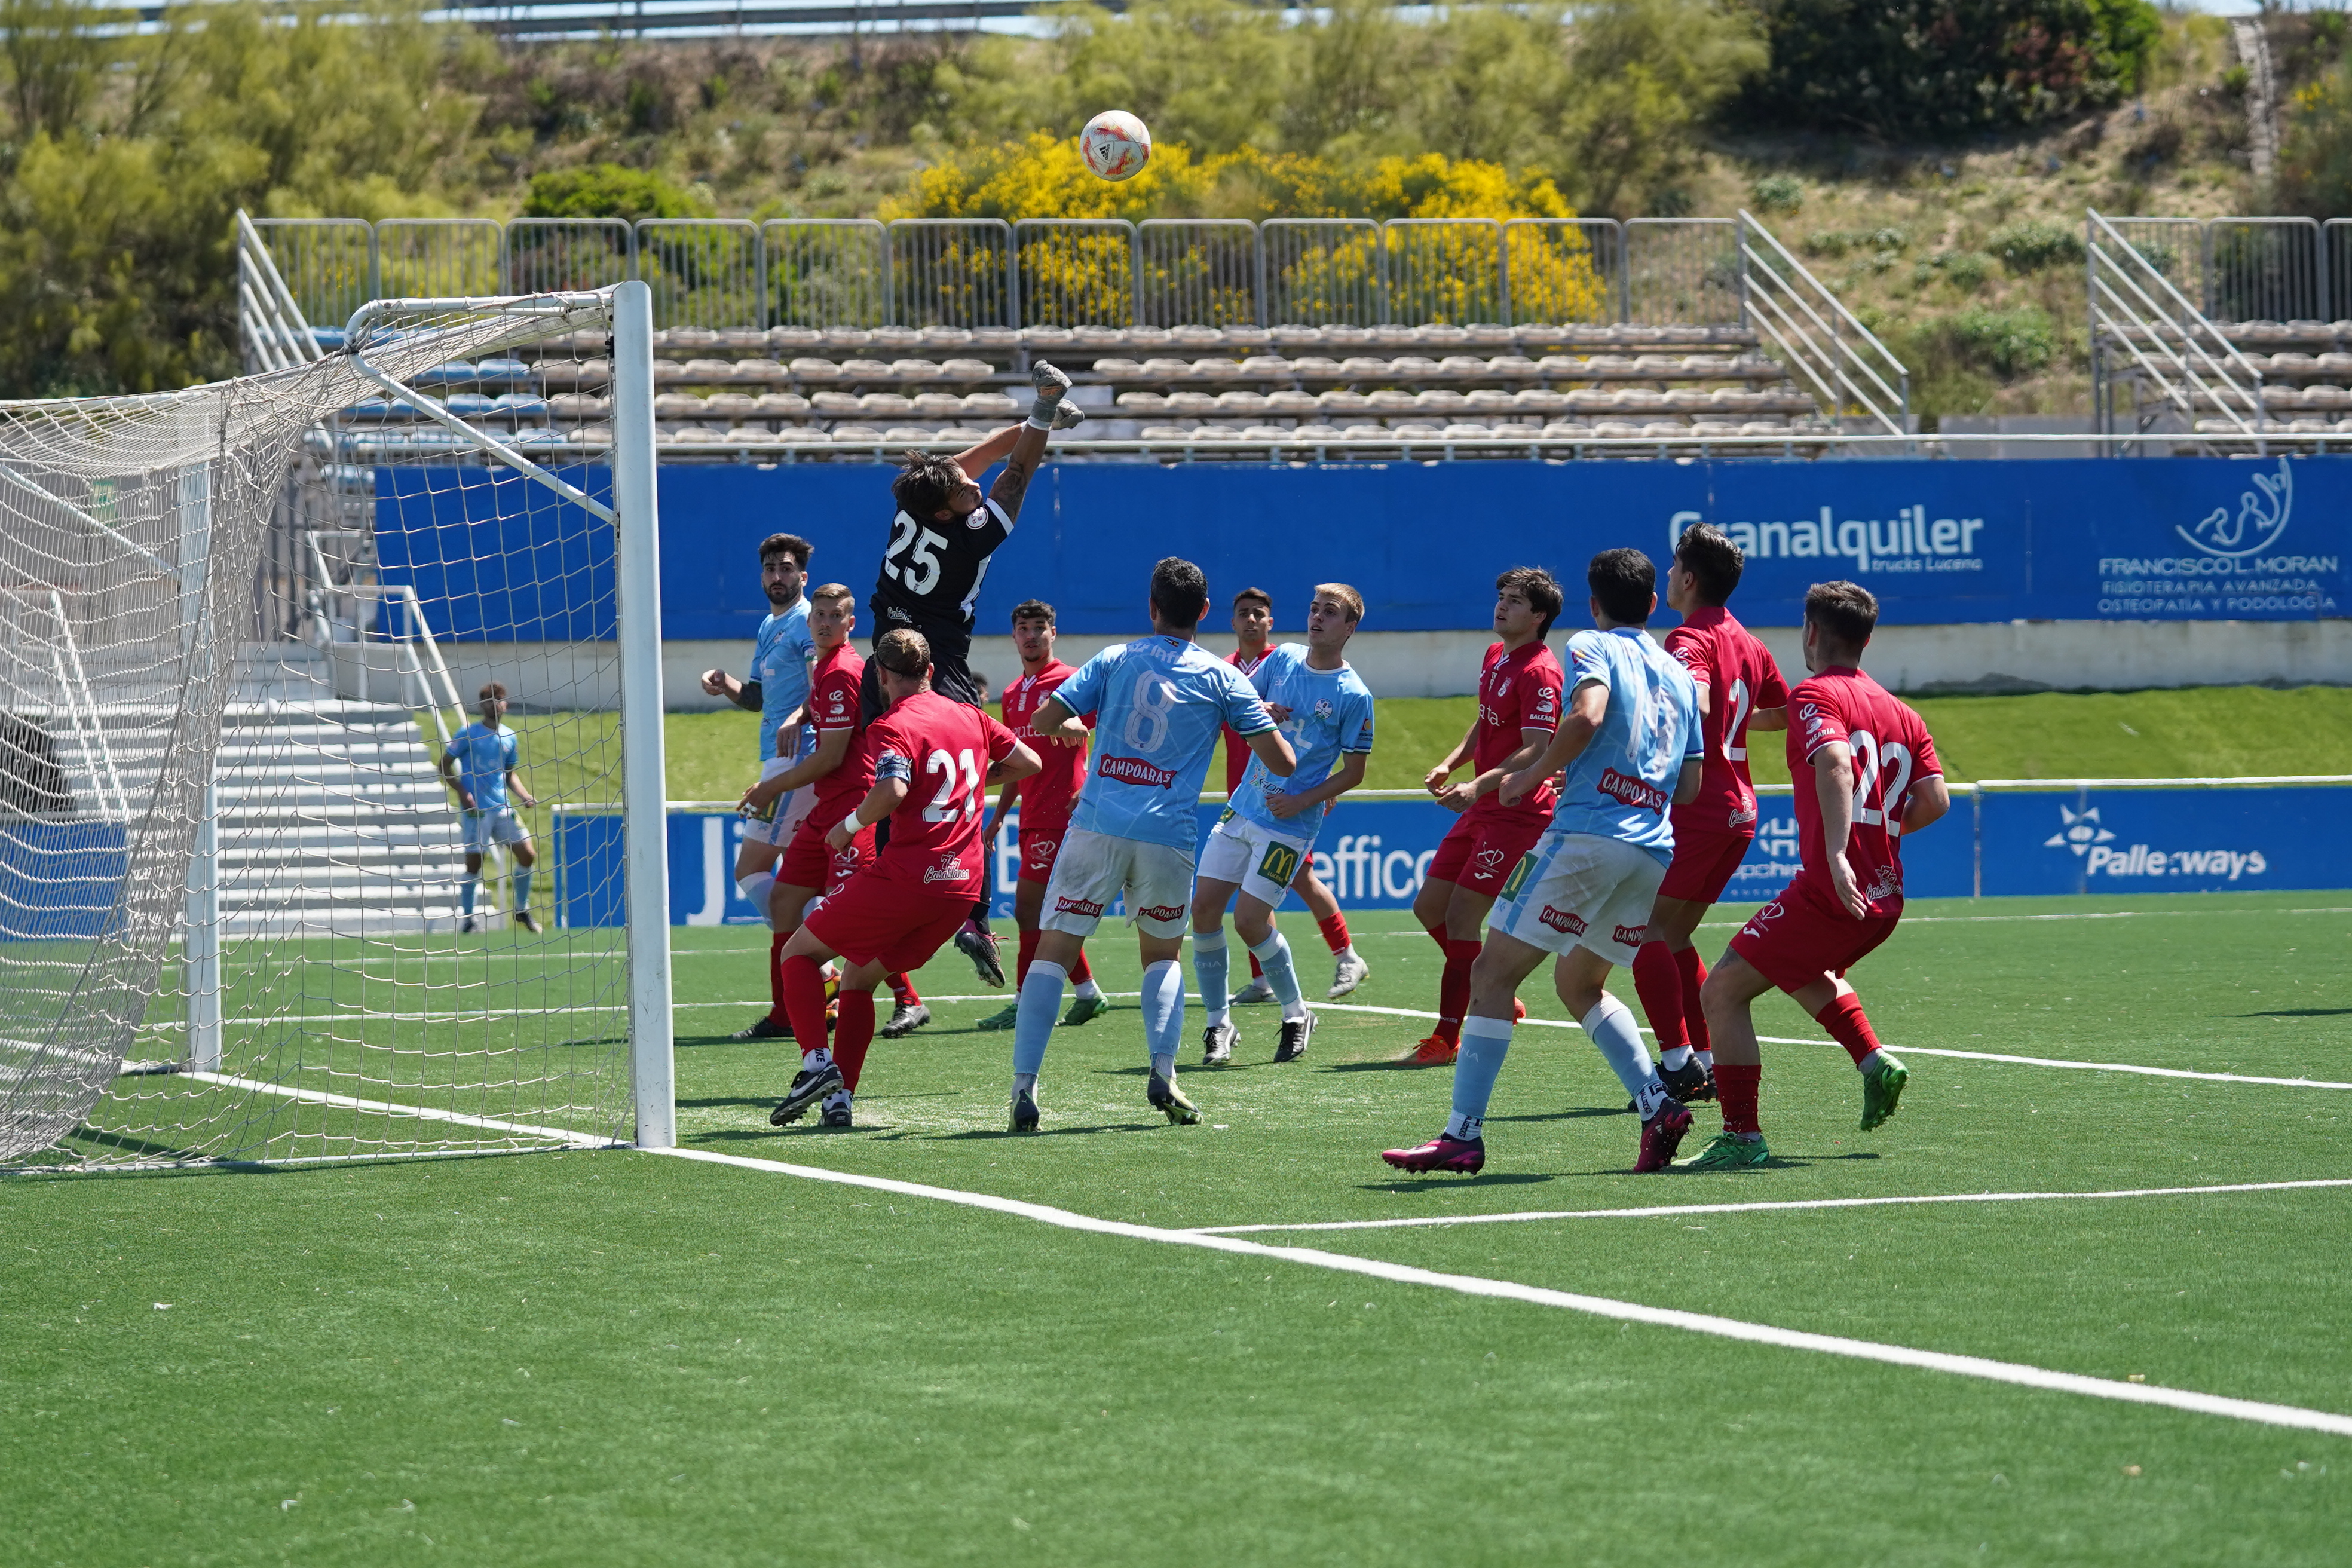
[327,321,1834,461]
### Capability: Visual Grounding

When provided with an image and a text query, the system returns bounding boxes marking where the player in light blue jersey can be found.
[1004,557,1296,1132]
[438,681,540,935]
[1192,584,1374,1068]
[1383,549,1705,1179]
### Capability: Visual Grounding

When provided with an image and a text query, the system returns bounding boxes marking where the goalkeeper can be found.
[439,681,540,935]
[862,361,1082,988]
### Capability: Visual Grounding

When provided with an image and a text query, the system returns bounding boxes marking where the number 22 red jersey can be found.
[1786,666,1942,918]
[1000,660,1090,826]
[1662,605,1788,835]
[863,690,1021,895]
[1465,639,1564,827]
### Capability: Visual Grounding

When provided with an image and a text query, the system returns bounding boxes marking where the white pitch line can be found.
[1186,1177,2352,1235]
[1306,1002,2352,1090]
[177,1070,619,1150]
[652,1144,2352,1440]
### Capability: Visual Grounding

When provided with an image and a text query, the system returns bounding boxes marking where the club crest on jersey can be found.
[1312,698,1334,722]
[1027,836,1059,858]
[1472,848,1507,872]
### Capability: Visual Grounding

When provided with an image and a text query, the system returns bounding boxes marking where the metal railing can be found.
[235,212,330,372]
[304,531,467,744]
[241,210,1864,335]
[2087,208,2268,454]
[2208,216,2324,324]
[1737,211,1908,435]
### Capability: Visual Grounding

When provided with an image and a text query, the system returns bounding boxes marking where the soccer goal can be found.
[0,277,673,1171]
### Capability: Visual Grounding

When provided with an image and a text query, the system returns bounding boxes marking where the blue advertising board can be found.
[0,822,130,941]
[559,783,2348,929]
[384,455,2347,642]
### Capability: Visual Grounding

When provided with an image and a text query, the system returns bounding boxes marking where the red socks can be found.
[1317,911,1350,954]
[1248,953,1264,979]
[887,972,918,1007]
[766,932,789,1024]
[1716,1064,1762,1135]
[1631,941,1687,1052]
[834,990,875,1091]
[1815,991,1882,1068]
[1677,945,1711,1054]
[1437,939,1481,1045]
[780,954,832,1055]
[1070,947,1092,984]
[1016,926,1039,988]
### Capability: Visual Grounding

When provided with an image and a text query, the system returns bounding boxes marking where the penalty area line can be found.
[650,1144,2352,1440]
[1307,1002,2352,1090]
[1186,1176,2352,1235]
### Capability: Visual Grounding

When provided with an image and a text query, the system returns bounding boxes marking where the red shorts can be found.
[1658,823,1756,905]
[1017,809,1073,886]
[1728,878,1901,994]
[779,816,875,898]
[1425,810,1549,896]
[803,866,972,975]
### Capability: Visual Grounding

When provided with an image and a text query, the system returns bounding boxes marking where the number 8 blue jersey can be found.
[1058,636,1276,850]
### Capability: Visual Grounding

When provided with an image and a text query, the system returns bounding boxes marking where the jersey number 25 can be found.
[883,517,949,596]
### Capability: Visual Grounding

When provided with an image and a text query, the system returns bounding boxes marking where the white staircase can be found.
[213,647,470,938]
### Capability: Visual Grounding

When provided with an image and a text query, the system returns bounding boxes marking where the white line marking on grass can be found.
[1307,1003,2352,1089]
[1186,1177,2352,1235]
[178,1071,618,1150]
[651,1144,2352,1439]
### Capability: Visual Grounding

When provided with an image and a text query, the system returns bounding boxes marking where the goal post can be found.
[0,280,673,1171]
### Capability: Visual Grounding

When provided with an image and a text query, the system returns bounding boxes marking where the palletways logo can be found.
[2099,458,2339,615]
[1668,507,1987,576]
[2044,804,2269,882]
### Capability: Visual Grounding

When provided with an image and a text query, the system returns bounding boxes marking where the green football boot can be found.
[1061,993,1114,1027]
[1679,1131,1770,1171]
[973,1001,1022,1031]
[1860,1055,1910,1131]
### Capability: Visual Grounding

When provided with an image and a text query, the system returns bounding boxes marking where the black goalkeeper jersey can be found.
[868,496,1015,656]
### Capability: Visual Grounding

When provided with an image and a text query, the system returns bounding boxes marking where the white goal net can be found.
[0,284,670,1170]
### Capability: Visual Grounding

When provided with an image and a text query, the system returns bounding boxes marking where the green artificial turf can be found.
[9,892,2350,1564]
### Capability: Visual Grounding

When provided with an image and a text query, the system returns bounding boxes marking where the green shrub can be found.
[1944,305,2057,377]
[1750,173,1805,212]
[523,165,712,222]
[1986,219,2085,271]
[1740,0,2162,137]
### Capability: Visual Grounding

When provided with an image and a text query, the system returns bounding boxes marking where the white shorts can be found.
[739,754,814,849]
[1040,826,1196,940]
[1198,810,1315,911]
[1489,829,1667,967]
[463,807,531,854]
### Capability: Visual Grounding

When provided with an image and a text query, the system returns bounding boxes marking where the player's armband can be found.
[874,749,912,783]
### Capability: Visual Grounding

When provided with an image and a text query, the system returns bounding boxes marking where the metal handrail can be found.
[46,589,129,823]
[1737,210,1909,434]
[306,532,466,745]
[2087,208,2267,455]
[235,210,327,370]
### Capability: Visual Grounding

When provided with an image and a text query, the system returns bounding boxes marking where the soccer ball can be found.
[1080,111,1152,182]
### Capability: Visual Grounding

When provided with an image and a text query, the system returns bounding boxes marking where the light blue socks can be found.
[1446,1015,1514,1140]
[1141,959,1185,1079]
[1247,931,1307,1022]
[1585,993,1672,1119]
[1193,929,1230,1025]
[1010,960,1067,1088]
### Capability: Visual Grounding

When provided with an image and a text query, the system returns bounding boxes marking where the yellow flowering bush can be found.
[884,137,1605,322]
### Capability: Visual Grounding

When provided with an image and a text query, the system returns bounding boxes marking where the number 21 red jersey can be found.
[1662,604,1788,835]
[864,690,1021,895]
[1786,666,1942,918]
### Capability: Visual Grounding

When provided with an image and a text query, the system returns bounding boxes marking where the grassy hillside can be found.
[654,686,2352,803]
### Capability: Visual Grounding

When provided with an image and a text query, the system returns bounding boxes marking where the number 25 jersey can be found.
[1057,636,1276,850]
[869,496,1014,649]
[1786,665,1942,917]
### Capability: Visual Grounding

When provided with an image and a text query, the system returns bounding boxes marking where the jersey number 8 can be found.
[1122,670,1177,751]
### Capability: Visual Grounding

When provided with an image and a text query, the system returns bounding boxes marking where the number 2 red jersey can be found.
[806,643,873,820]
[1786,666,1942,917]
[1662,605,1788,834]
[1000,660,1089,825]
[1465,640,1564,827]
[863,690,1021,895]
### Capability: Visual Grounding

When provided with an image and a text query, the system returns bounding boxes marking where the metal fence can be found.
[243,211,1805,332]
[764,219,888,328]
[2103,215,2341,323]
[2087,207,2268,452]
[1014,218,1135,327]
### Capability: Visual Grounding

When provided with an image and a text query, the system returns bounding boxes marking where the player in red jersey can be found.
[978,599,1113,1031]
[1218,588,1368,1002]
[1400,568,1567,1065]
[768,629,1039,1130]
[1630,524,1788,1102]
[1689,580,1950,1169]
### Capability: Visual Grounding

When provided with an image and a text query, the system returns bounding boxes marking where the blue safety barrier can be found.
[382,455,2347,642]
[555,783,2350,929]
[0,822,130,941]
